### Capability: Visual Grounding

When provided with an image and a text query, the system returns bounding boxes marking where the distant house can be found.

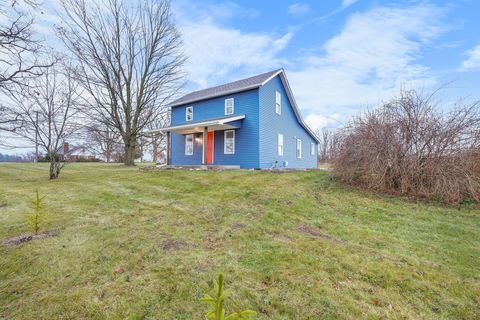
[152,69,319,169]
[61,142,98,162]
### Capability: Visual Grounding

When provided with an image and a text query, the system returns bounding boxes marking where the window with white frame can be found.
[186,106,193,121]
[225,98,234,115]
[296,139,302,159]
[224,130,235,154]
[311,142,315,156]
[275,91,281,115]
[277,134,284,156]
[185,134,193,155]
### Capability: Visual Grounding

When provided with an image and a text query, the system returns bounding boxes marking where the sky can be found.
[2,0,480,153]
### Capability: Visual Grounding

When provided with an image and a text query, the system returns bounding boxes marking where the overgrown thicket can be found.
[332,89,480,203]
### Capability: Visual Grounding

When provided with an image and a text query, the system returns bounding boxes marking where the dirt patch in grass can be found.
[231,222,245,230]
[160,239,189,250]
[297,225,345,245]
[271,232,293,243]
[3,230,59,246]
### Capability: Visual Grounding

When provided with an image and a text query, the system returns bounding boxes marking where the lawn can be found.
[0,163,479,319]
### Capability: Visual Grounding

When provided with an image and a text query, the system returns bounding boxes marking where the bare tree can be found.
[8,64,81,179]
[0,0,51,92]
[86,121,121,162]
[57,0,186,166]
[332,88,480,203]
[145,109,169,163]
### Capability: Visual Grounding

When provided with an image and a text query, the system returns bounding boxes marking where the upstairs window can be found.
[186,106,193,121]
[225,98,234,115]
[278,134,284,156]
[224,130,235,154]
[275,91,281,115]
[185,134,193,155]
[311,142,315,156]
[296,139,302,159]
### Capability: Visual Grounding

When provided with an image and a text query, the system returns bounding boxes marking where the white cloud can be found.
[341,0,358,8]
[461,44,480,71]
[288,3,311,17]
[305,113,344,131]
[174,1,291,88]
[289,4,446,114]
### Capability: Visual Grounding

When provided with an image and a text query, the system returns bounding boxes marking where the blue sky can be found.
[170,0,480,130]
[2,0,480,153]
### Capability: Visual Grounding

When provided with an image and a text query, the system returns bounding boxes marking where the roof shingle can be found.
[169,69,282,107]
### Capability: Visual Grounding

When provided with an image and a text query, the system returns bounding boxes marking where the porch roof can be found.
[148,114,245,134]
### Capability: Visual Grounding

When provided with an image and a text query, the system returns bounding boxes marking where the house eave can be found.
[145,115,246,134]
[271,71,321,143]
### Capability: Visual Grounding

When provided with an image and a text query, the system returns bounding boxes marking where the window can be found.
[277,134,284,156]
[296,139,302,159]
[224,130,235,154]
[185,134,193,155]
[225,98,234,115]
[186,106,193,121]
[311,142,315,156]
[275,91,281,115]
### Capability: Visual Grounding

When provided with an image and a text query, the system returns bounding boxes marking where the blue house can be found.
[157,69,319,169]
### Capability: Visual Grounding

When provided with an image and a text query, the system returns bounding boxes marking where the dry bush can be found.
[332,89,480,203]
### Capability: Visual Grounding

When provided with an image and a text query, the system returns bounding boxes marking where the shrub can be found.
[201,273,256,320]
[332,89,480,203]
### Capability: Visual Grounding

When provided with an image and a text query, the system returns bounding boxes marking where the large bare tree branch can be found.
[57,0,186,165]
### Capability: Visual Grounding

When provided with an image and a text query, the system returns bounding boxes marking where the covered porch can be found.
[149,115,245,165]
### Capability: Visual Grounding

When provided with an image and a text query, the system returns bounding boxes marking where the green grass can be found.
[0,163,479,319]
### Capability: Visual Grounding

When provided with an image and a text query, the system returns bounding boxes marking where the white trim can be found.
[296,139,302,159]
[277,133,283,156]
[185,134,193,155]
[260,69,283,86]
[149,115,246,133]
[225,98,234,115]
[186,106,193,121]
[277,72,320,142]
[224,130,235,154]
[275,91,281,115]
[163,69,319,142]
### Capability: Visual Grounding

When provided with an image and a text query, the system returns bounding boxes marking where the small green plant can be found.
[201,273,256,320]
[27,190,46,234]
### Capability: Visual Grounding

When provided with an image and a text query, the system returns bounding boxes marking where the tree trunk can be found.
[124,137,136,166]
[49,161,61,179]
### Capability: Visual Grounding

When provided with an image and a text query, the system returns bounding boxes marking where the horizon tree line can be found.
[0,0,185,178]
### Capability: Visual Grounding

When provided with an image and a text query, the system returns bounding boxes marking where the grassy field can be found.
[0,163,479,319]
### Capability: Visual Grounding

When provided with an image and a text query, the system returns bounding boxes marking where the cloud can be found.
[174,1,291,89]
[341,0,358,8]
[288,3,311,17]
[288,4,446,115]
[461,44,480,71]
[305,113,344,131]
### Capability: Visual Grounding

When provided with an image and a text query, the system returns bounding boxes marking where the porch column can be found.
[202,126,208,165]
[166,131,171,165]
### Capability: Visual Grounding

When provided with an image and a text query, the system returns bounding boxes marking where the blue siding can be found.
[171,132,203,165]
[170,89,260,168]
[259,75,317,169]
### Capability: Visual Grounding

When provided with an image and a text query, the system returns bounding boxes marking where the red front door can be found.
[207,131,214,164]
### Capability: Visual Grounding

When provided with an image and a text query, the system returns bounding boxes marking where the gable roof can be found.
[169,69,282,107]
[170,69,320,142]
